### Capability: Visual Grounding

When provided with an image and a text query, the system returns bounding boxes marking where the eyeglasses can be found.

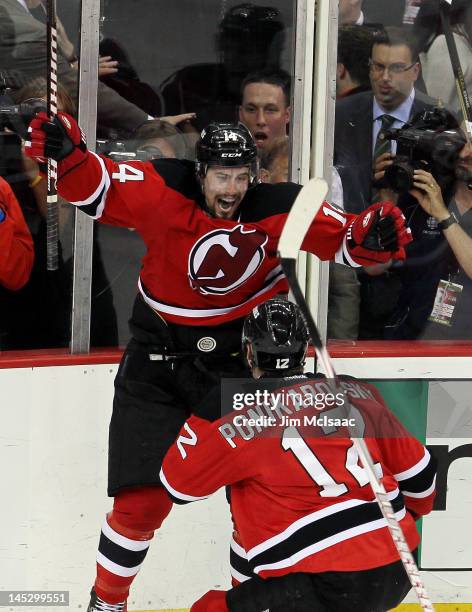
[369,60,418,75]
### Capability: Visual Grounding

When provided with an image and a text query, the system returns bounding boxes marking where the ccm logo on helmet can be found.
[221,152,243,158]
[188,225,268,295]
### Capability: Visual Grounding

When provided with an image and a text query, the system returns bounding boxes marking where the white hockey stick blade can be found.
[278,177,329,260]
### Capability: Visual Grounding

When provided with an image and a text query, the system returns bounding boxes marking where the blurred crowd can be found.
[0,0,471,350]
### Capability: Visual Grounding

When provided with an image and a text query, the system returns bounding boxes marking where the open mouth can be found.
[254,131,268,146]
[216,197,238,216]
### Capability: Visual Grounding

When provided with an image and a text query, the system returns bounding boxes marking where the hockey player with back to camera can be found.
[161,298,437,612]
[25,111,412,611]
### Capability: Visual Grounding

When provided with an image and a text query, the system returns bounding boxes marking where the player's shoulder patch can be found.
[150,158,199,199]
[240,181,302,222]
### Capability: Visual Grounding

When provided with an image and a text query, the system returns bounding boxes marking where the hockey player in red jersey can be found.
[25,113,413,611]
[161,299,436,612]
[0,177,34,292]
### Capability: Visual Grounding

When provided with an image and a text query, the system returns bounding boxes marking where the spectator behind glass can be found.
[159,3,286,130]
[130,120,188,161]
[98,36,163,118]
[415,0,472,115]
[409,130,472,340]
[336,25,374,98]
[239,69,290,152]
[19,0,195,136]
[28,0,117,75]
[0,0,154,137]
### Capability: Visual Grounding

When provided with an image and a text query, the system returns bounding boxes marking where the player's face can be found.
[370,44,419,111]
[239,83,290,150]
[456,140,472,183]
[202,166,250,219]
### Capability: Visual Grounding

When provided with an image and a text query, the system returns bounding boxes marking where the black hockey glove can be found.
[346,202,413,266]
[25,111,88,173]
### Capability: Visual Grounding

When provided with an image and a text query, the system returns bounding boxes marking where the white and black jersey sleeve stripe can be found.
[334,226,362,268]
[230,538,254,584]
[68,153,110,219]
[394,447,437,499]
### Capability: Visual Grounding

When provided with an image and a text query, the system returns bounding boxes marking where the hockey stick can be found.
[278,177,434,612]
[439,0,472,143]
[46,0,59,271]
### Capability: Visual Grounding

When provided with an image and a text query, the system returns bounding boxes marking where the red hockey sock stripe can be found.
[94,565,132,604]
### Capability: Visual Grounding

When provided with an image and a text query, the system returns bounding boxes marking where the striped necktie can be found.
[373,114,396,160]
[372,114,396,203]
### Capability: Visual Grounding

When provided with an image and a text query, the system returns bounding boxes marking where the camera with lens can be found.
[96,138,165,162]
[382,107,466,194]
[0,91,47,179]
[0,97,46,139]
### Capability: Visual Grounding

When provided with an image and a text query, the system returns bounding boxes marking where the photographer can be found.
[372,109,465,340]
[411,140,472,339]
[334,26,436,339]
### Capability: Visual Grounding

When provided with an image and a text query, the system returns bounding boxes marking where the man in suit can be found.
[335,26,434,214]
[0,0,151,136]
[333,26,438,339]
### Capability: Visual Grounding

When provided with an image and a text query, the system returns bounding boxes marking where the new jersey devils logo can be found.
[188,225,268,295]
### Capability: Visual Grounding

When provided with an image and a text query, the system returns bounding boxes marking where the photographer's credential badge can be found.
[429,279,463,326]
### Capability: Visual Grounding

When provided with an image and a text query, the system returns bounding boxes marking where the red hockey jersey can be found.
[57,153,356,325]
[0,177,34,291]
[160,376,436,579]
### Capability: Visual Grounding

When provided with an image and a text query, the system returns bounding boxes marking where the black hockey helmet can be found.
[219,4,284,39]
[195,122,259,184]
[242,298,309,373]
